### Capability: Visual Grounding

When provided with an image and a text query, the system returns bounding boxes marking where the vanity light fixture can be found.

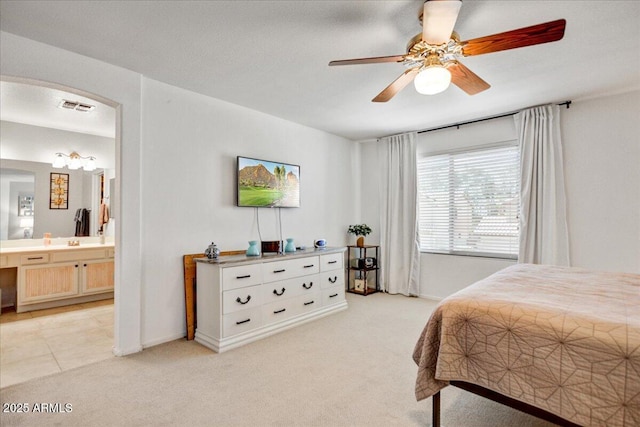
[52,152,97,171]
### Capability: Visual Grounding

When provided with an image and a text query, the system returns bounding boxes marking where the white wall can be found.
[0,120,115,170]
[139,78,355,346]
[359,90,640,300]
[1,31,358,352]
[563,90,640,273]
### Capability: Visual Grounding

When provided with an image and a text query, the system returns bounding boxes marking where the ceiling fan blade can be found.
[422,0,462,44]
[372,68,419,102]
[448,62,490,95]
[329,55,405,66]
[461,19,566,56]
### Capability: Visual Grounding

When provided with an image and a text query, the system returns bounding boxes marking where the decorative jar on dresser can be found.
[195,247,346,352]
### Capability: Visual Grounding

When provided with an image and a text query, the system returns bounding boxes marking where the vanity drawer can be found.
[320,253,343,271]
[319,270,344,289]
[322,285,345,307]
[20,253,50,265]
[221,264,262,291]
[262,256,319,283]
[222,284,262,315]
[222,307,262,338]
[52,249,106,263]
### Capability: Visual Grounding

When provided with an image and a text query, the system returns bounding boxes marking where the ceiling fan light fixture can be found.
[414,65,451,95]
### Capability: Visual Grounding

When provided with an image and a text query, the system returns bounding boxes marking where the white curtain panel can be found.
[515,105,570,266]
[377,132,420,295]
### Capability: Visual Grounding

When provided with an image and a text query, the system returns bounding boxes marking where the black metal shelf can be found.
[346,245,380,296]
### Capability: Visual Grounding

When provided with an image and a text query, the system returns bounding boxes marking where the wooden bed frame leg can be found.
[432,391,441,427]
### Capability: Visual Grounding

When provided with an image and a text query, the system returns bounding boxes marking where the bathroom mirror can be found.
[0,168,35,240]
[0,160,111,240]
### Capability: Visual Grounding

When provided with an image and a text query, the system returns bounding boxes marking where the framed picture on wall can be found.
[50,172,69,209]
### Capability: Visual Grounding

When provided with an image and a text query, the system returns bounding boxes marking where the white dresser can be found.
[195,247,346,352]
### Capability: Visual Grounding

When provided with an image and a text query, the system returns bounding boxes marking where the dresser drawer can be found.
[320,252,343,271]
[262,298,299,325]
[222,284,262,314]
[262,256,319,283]
[20,253,50,265]
[322,285,345,306]
[319,270,344,289]
[221,264,262,291]
[262,277,296,304]
[222,307,263,337]
[262,274,319,303]
[295,292,321,315]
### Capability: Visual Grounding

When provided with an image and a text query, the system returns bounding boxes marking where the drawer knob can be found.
[236,274,251,279]
[328,276,338,284]
[328,260,337,264]
[302,282,313,290]
[273,288,286,296]
[236,295,252,305]
[273,269,286,273]
[274,308,286,314]
[303,264,314,268]
[304,300,315,306]
[27,256,44,260]
[236,318,251,325]
[329,293,338,298]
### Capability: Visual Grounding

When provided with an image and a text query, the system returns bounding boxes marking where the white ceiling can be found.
[0,81,116,138]
[1,1,639,141]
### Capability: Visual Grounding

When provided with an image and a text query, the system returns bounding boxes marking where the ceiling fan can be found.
[329,0,566,102]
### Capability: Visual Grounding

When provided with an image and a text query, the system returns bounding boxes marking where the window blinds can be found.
[417,144,520,258]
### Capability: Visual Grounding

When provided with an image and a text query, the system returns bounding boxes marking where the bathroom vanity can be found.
[0,242,114,313]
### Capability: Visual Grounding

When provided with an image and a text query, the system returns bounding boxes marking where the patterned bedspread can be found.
[413,264,640,426]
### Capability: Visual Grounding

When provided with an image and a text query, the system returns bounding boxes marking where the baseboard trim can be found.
[112,344,143,356]
[142,331,186,349]
[418,294,443,302]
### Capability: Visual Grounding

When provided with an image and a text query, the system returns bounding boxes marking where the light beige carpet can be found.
[0,293,557,426]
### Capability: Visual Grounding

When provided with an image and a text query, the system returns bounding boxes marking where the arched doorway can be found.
[0,77,121,387]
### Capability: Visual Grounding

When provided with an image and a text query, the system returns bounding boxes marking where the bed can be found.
[413,263,640,427]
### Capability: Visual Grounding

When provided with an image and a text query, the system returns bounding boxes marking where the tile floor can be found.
[0,299,114,388]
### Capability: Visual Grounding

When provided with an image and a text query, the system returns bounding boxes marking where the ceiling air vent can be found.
[58,99,95,112]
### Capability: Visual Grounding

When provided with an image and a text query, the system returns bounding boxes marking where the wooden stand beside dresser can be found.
[195,247,346,352]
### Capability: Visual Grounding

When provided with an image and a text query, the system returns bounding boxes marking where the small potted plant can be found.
[348,224,372,247]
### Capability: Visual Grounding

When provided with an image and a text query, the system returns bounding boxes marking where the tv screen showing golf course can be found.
[237,156,300,207]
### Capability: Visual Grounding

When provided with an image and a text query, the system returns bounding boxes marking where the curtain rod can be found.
[417,100,571,134]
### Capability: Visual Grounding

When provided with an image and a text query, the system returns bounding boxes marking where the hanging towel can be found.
[99,202,110,232]
[75,208,90,237]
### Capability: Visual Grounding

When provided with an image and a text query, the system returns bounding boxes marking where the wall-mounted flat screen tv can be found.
[237,156,300,208]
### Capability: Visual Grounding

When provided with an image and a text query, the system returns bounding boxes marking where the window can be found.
[418,143,520,258]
